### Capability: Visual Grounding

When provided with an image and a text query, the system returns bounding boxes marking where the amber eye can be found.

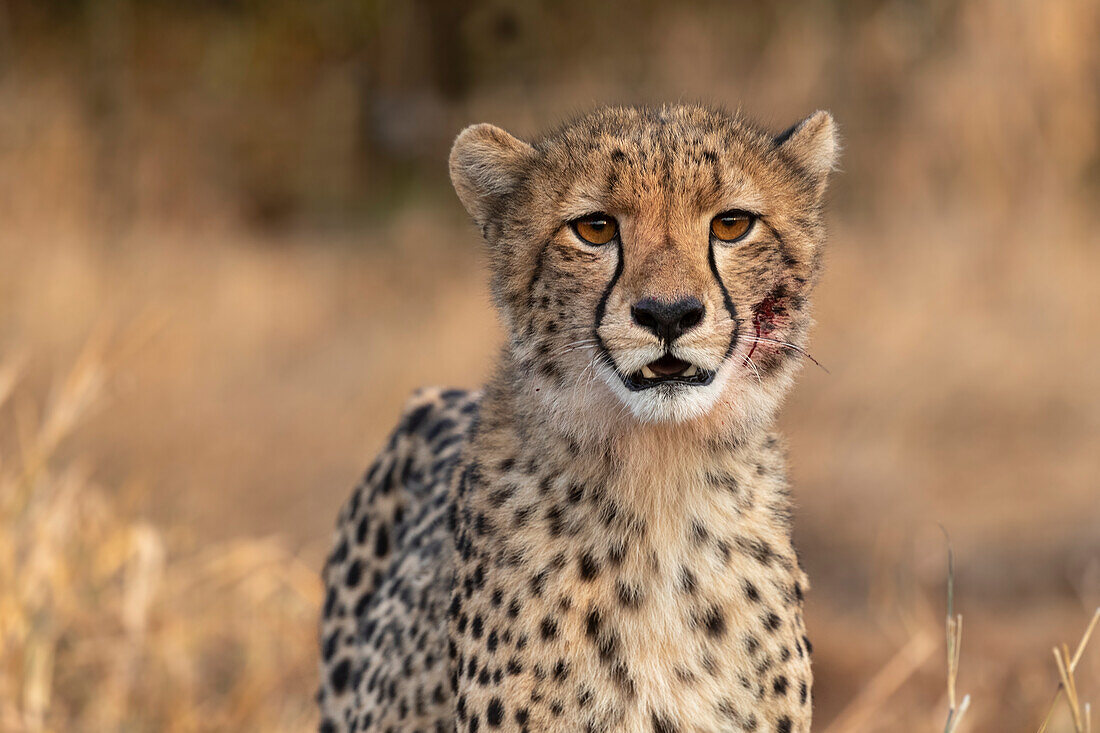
[571,214,619,246]
[710,211,755,242]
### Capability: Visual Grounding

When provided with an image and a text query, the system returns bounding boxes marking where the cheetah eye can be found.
[710,210,756,243]
[571,213,619,246]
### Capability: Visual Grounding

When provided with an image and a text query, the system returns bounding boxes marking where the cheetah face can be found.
[450,106,837,425]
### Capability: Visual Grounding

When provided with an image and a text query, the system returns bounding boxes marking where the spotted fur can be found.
[318,105,838,732]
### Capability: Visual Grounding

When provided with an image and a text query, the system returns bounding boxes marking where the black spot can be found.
[702,606,727,638]
[530,570,548,597]
[545,505,565,536]
[652,711,679,733]
[514,505,534,526]
[426,418,455,442]
[737,537,774,565]
[777,716,792,733]
[764,612,782,632]
[617,581,642,608]
[329,658,351,694]
[585,609,601,638]
[744,580,761,603]
[773,676,789,696]
[679,566,697,594]
[374,524,390,557]
[595,629,621,663]
[355,514,370,543]
[611,661,636,697]
[540,616,559,640]
[486,697,505,726]
[345,559,363,587]
[578,552,600,581]
[608,538,626,565]
[322,630,340,661]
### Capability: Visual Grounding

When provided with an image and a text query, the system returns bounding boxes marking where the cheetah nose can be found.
[631,296,705,343]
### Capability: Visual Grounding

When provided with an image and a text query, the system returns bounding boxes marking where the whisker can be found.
[741,334,829,373]
[552,343,597,358]
[552,338,599,357]
[744,354,763,384]
[569,350,600,408]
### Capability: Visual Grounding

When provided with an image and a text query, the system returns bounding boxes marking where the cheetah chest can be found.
[455,467,812,731]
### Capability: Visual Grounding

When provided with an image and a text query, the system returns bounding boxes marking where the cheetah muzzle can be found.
[319,104,839,733]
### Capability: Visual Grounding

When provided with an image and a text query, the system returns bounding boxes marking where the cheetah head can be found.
[450,105,838,428]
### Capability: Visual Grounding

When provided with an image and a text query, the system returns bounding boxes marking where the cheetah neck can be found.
[469,382,795,552]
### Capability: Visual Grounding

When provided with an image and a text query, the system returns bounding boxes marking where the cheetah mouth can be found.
[623,354,715,391]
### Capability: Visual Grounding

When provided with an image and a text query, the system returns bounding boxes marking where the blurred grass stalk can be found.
[1040,608,1100,733]
[0,339,321,731]
[941,618,969,731]
[943,545,969,733]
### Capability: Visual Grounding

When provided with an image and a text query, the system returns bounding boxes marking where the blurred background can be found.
[1,0,1098,730]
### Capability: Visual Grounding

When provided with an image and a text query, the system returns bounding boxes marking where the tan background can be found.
[1,1,1098,730]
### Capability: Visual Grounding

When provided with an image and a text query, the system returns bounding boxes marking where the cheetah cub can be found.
[318,105,838,733]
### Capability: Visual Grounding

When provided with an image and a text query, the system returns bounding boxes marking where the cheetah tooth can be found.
[683,365,698,377]
[641,365,657,379]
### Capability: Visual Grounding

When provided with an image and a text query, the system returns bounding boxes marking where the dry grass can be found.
[0,340,320,732]
[1041,609,1100,733]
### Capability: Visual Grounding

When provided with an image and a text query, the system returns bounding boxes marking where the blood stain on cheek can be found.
[744,292,787,363]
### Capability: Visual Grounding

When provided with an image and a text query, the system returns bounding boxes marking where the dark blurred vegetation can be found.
[3,0,1097,231]
[1,1,1098,730]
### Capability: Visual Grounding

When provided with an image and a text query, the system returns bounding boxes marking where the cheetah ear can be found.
[775,111,839,190]
[449,123,536,228]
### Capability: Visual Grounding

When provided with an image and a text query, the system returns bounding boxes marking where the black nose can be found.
[631,296,706,343]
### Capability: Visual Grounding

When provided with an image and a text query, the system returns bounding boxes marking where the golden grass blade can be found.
[1054,644,1084,732]
[943,539,970,733]
[1038,608,1100,733]
[946,695,971,733]
[1072,609,1100,669]
[946,614,963,712]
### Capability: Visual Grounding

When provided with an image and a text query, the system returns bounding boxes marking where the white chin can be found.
[602,367,731,424]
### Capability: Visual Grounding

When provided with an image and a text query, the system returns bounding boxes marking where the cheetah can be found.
[318,104,838,732]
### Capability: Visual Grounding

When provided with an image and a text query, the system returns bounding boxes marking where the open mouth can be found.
[623,354,715,391]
